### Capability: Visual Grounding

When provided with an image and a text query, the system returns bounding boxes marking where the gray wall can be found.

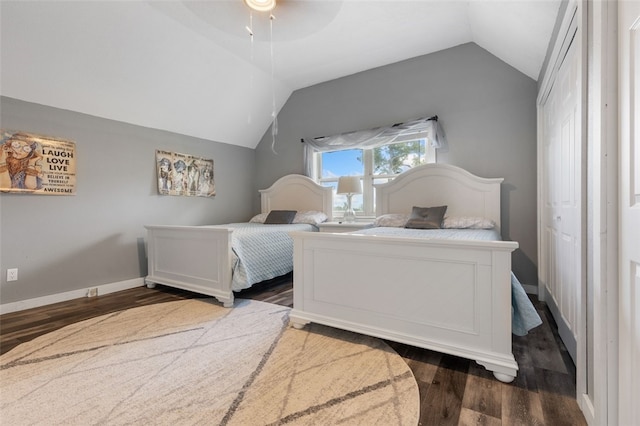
[0,96,255,304]
[0,41,540,305]
[254,43,539,286]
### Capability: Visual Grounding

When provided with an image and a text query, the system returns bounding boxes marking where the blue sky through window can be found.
[322,149,363,178]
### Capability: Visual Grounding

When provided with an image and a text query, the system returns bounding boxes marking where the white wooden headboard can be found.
[259,174,334,219]
[375,163,503,231]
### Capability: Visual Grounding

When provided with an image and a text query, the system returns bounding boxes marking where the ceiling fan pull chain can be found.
[246,12,255,125]
[270,13,278,154]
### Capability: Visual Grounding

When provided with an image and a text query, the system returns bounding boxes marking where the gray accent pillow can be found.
[264,210,297,224]
[404,205,447,229]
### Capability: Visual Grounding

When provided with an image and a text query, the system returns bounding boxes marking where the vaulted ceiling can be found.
[1,1,560,149]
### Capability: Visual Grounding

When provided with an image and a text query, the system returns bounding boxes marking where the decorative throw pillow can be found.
[293,211,329,225]
[442,216,495,229]
[374,213,410,227]
[404,205,447,229]
[249,213,268,223]
[264,210,297,224]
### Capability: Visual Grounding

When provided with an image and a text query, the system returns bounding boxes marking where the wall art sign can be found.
[156,150,215,197]
[0,129,77,195]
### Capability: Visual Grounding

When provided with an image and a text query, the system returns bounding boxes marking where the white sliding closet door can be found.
[618,2,640,424]
[540,17,583,363]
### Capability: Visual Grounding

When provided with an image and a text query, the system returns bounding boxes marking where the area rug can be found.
[0,299,419,425]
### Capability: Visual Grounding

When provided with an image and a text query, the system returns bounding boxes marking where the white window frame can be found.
[314,140,436,218]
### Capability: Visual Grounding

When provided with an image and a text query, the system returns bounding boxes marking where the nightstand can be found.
[317,221,373,233]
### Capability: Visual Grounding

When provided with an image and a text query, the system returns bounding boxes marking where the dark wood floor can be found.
[1,275,586,426]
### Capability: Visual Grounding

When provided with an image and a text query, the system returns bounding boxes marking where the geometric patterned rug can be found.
[0,299,419,425]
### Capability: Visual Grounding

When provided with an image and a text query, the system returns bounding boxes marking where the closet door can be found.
[618,2,640,424]
[541,24,582,363]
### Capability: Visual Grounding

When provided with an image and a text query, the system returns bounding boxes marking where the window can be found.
[314,139,436,217]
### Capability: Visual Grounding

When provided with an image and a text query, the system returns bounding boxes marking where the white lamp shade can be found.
[337,176,362,194]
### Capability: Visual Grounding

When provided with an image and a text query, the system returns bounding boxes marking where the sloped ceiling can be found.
[0,0,560,149]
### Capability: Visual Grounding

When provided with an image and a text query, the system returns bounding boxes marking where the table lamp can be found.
[337,176,362,223]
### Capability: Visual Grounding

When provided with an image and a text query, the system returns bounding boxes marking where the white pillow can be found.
[249,213,268,223]
[442,216,495,229]
[373,213,410,227]
[293,211,329,225]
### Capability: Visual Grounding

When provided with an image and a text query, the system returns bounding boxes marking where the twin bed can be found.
[144,174,333,307]
[289,164,540,382]
[144,164,540,382]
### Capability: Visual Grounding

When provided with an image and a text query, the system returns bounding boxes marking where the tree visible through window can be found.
[374,140,426,175]
[315,139,435,217]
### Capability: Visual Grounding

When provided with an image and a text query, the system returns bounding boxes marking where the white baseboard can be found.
[522,283,538,295]
[579,392,596,426]
[0,278,145,315]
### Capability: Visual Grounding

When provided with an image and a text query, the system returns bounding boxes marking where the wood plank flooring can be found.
[0,275,586,425]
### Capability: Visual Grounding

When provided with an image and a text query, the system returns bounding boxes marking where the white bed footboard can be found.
[144,173,333,306]
[289,231,519,382]
[145,225,235,307]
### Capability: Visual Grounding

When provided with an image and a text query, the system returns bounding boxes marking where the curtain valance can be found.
[302,115,444,152]
[302,115,445,177]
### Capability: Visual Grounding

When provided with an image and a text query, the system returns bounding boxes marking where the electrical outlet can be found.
[7,268,18,282]
[87,288,98,297]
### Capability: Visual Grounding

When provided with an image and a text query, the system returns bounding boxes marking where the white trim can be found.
[577,1,589,420]
[0,278,144,315]
[617,2,639,425]
[585,1,619,425]
[536,81,545,304]
[580,394,596,426]
[537,1,579,105]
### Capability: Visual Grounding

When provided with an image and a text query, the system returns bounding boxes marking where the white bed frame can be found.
[144,174,333,307]
[289,164,520,382]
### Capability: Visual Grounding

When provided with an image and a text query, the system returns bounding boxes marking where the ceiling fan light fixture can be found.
[244,0,276,12]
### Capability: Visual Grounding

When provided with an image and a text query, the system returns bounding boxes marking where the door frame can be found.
[617,1,640,424]
[536,0,590,421]
[538,1,619,424]
[585,1,618,425]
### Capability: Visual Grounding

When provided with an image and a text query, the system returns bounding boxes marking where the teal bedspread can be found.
[209,223,316,291]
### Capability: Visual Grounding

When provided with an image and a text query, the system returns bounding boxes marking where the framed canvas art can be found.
[156,150,214,197]
[0,129,77,195]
